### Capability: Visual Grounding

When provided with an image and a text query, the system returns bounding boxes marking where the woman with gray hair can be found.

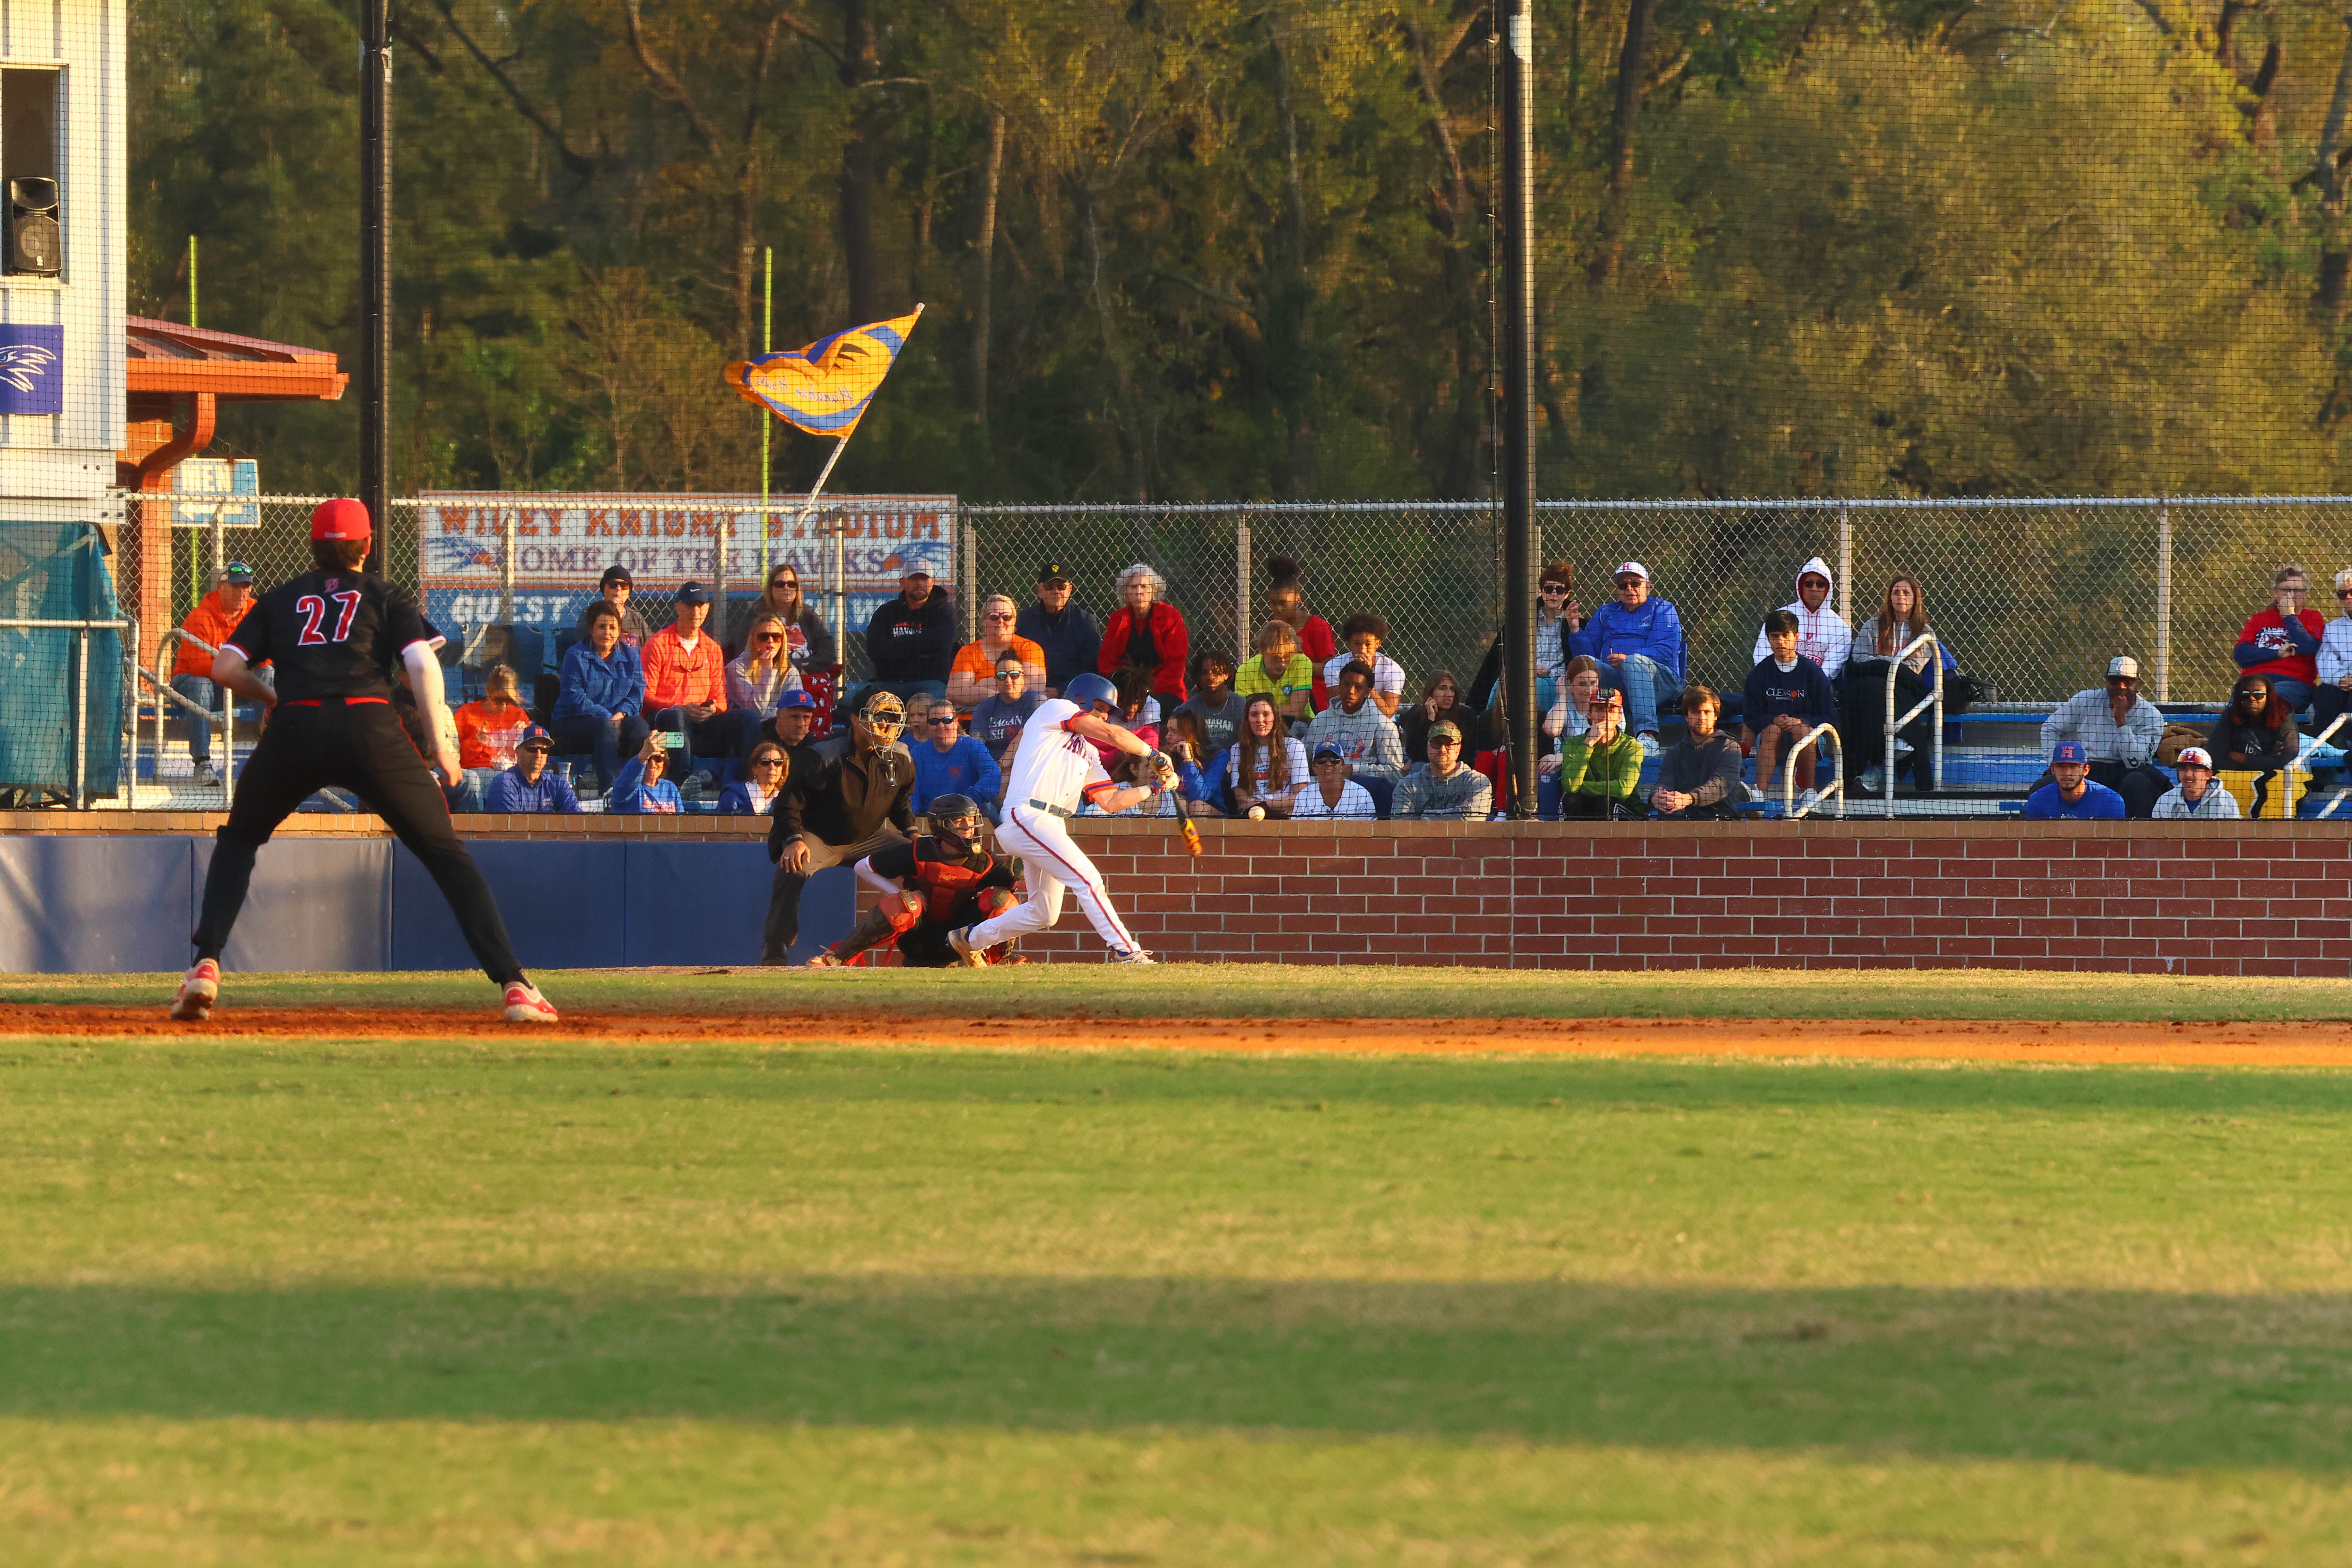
[947,591,1046,707]
[1096,560,1191,703]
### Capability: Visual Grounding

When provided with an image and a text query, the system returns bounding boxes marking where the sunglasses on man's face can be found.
[996,669,1023,680]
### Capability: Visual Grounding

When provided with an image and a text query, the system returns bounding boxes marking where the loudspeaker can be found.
[8,178,58,276]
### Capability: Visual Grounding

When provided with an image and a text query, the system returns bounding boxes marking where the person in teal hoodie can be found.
[607,732,684,814]
[1573,560,1685,749]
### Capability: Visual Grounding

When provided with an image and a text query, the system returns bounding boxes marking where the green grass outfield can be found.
[9,1027,2352,1563]
[10,962,2352,1020]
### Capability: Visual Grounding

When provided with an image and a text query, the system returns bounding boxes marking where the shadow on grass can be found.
[9,1277,2352,1472]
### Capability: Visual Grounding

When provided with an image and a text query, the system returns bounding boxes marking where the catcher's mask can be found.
[858,690,907,744]
[927,793,986,855]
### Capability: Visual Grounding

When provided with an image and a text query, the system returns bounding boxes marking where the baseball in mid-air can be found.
[1246,805,1265,820]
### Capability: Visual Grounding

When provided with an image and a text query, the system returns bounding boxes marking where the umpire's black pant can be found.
[762,828,908,958]
[192,698,525,984]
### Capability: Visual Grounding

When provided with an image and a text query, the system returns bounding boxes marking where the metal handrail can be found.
[1781,723,1845,820]
[1877,633,1943,815]
[145,627,235,807]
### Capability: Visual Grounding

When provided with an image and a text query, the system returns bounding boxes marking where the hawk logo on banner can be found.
[724,307,922,437]
[0,326,60,414]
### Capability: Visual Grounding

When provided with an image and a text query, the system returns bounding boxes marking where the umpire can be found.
[760,689,916,963]
[170,498,556,1025]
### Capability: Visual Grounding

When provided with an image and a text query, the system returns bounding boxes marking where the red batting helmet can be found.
[310,498,372,542]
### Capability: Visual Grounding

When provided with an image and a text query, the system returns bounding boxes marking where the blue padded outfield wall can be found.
[0,836,852,973]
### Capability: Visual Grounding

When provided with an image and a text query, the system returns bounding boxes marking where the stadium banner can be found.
[417,491,955,635]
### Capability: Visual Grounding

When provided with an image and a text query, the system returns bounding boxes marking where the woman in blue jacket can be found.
[551,602,649,791]
[606,733,684,814]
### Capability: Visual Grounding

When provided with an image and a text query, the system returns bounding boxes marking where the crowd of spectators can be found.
[168,542,2352,828]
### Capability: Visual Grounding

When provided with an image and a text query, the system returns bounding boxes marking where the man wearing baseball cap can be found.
[2037,654,2169,817]
[854,560,958,712]
[1392,719,1493,819]
[482,724,582,814]
[170,559,264,787]
[1574,560,1685,754]
[2023,740,2126,819]
[1016,561,1102,697]
[2152,745,2241,819]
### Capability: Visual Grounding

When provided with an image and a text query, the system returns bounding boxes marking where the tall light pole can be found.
[1500,0,1538,817]
[359,0,393,568]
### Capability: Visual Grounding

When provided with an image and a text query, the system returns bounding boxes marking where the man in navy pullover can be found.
[1743,609,1837,808]
[857,565,957,711]
[1575,560,1685,748]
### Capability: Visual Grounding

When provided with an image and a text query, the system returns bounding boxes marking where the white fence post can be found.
[960,513,978,644]
[500,508,518,626]
[1836,504,1853,625]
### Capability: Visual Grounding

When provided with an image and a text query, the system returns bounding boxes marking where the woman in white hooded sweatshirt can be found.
[1751,556,1853,678]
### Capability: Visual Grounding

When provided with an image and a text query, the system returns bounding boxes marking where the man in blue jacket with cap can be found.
[1576,561,1685,753]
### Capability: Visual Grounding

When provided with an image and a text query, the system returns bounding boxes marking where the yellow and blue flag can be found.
[725,306,923,437]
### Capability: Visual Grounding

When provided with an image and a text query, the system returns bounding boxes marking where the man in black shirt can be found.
[760,689,916,962]
[1015,562,1102,698]
[853,564,956,711]
[170,498,555,1025]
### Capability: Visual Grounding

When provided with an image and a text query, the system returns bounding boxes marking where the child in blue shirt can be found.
[1742,609,1838,809]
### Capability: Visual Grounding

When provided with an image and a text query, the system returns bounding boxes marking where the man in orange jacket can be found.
[172,561,263,785]
[641,581,754,768]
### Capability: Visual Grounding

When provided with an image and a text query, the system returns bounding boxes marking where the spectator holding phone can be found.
[608,731,685,814]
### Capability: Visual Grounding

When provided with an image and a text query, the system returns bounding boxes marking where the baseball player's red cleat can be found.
[502,981,558,1024]
[169,959,220,1022]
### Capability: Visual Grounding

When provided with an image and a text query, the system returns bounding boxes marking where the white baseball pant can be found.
[965,803,1141,953]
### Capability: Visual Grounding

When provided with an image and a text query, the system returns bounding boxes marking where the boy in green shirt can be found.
[1554,689,1645,820]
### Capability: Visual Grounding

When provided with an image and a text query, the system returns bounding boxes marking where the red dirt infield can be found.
[5,1005,2352,1065]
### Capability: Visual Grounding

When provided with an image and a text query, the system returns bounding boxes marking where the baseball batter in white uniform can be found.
[950,671,1174,966]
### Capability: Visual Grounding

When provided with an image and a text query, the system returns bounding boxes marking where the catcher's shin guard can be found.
[825,903,903,964]
[976,888,1020,965]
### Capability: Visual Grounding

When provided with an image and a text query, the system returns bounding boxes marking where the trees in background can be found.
[129,0,2352,501]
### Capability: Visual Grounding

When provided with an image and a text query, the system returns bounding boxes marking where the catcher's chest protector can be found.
[914,847,996,921]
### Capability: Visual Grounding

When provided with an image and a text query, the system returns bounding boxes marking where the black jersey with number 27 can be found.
[225,569,434,703]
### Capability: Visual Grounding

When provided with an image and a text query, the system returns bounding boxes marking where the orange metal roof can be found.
[126,316,347,402]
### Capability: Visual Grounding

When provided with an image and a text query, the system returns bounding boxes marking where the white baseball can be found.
[1246,805,1265,820]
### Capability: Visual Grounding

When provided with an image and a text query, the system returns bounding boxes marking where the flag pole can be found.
[797,434,852,672]
[758,246,774,584]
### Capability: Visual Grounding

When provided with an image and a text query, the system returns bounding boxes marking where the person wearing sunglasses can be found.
[2310,567,2352,738]
[1573,561,1684,756]
[911,700,1003,823]
[948,593,1046,707]
[2036,654,2168,818]
[1533,560,1582,720]
[733,563,835,672]
[724,614,804,753]
[2232,564,2322,719]
[719,741,791,815]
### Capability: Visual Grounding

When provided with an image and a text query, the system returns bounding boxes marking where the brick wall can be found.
[10,812,2341,973]
[1009,819,2352,974]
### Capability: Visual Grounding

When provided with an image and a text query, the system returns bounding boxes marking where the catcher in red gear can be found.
[805,794,1022,967]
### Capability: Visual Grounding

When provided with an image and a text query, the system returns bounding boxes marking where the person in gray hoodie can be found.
[1750,555,1853,678]
[1304,661,1406,782]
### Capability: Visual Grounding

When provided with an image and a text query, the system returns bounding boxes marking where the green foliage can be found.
[130,0,2352,501]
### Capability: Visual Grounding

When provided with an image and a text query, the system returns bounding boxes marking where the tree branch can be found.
[430,0,599,177]
[623,0,724,156]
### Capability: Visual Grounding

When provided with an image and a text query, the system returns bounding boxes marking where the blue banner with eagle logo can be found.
[0,324,62,416]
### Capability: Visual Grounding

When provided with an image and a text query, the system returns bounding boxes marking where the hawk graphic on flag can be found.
[725,307,922,437]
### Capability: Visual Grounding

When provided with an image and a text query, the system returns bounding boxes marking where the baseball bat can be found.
[1174,806,1203,858]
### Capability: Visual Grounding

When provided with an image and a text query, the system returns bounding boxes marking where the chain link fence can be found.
[91,489,2352,815]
